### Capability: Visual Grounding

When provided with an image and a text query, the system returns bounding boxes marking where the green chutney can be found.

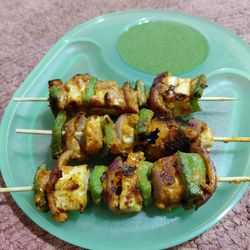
[118,21,209,75]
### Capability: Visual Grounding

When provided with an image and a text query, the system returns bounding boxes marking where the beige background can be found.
[0,1,249,249]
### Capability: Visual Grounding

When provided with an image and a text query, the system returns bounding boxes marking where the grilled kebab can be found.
[51,109,214,161]
[49,72,206,117]
[34,148,216,222]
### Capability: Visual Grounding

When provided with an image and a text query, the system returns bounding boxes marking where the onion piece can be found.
[190,146,217,208]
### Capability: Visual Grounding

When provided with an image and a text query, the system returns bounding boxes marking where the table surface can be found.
[0,1,249,249]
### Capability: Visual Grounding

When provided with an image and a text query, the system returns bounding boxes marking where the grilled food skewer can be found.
[1,176,249,193]
[12,72,239,117]
[15,110,250,162]
[13,97,239,102]
[0,149,249,222]
[15,128,250,142]
[17,112,217,160]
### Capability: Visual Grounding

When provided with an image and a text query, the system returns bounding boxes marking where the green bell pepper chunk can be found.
[49,85,60,116]
[83,77,97,105]
[136,108,154,134]
[135,80,147,107]
[33,164,50,212]
[191,74,206,112]
[100,116,114,157]
[178,151,206,207]
[138,161,153,207]
[90,165,108,204]
[51,111,67,159]
[49,85,59,99]
[48,80,64,116]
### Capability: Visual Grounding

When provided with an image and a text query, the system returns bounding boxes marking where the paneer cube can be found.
[64,74,89,106]
[167,76,192,96]
[84,116,103,154]
[53,165,90,212]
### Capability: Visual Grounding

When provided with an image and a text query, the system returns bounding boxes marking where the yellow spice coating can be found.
[54,165,90,211]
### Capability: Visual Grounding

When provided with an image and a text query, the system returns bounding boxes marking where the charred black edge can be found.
[152,72,170,86]
[164,131,191,156]
[156,116,191,126]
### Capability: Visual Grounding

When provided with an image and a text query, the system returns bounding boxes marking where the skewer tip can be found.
[13,97,48,102]
[218,176,250,184]
[0,186,33,193]
[200,97,239,101]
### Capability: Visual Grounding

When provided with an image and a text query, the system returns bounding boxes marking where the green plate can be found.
[0,10,250,250]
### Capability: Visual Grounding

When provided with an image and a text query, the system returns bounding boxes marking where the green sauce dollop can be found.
[118,21,208,75]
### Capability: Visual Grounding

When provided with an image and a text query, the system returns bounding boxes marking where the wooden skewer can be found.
[16,129,82,136]
[213,137,250,142]
[13,97,49,102]
[13,97,239,102]
[0,176,249,193]
[199,97,239,101]
[218,176,250,183]
[15,129,250,142]
[0,186,33,192]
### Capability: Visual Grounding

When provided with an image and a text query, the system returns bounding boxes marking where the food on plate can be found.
[50,110,214,160]
[148,71,206,116]
[32,148,217,222]
[48,72,207,117]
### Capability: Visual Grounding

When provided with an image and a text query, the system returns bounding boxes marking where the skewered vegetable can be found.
[46,149,84,222]
[137,161,153,206]
[51,111,67,158]
[90,165,108,204]
[50,112,214,160]
[100,115,115,156]
[148,72,207,117]
[84,115,103,155]
[48,164,89,222]
[30,148,220,222]
[47,72,209,117]
[48,74,140,116]
[33,164,50,212]
[136,108,154,134]
[83,77,97,105]
[135,80,147,107]
[104,152,144,213]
